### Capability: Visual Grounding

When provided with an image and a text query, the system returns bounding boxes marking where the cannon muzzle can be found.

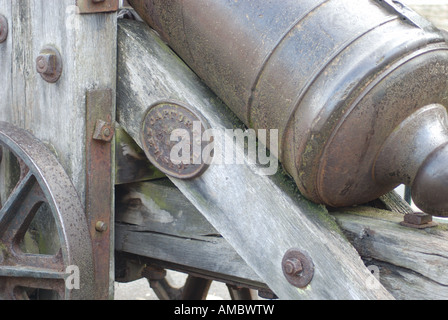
[129,0,448,216]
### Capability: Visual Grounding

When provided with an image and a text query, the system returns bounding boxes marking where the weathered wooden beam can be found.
[115,179,265,289]
[0,0,117,299]
[332,206,448,300]
[116,19,393,300]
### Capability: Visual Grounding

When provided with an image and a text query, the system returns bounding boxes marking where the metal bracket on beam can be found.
[77,0,119,14]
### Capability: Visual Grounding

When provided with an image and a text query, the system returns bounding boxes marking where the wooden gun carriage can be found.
[0,0,447,300]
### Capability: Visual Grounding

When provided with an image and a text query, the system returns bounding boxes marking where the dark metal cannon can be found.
[130,0,448,216]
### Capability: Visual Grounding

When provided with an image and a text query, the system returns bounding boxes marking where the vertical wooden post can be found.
[0,0,117,299]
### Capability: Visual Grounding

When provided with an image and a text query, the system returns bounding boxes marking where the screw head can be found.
[282,249,314,288]
[0,15,8,43]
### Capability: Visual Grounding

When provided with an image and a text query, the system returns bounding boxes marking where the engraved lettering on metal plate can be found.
[141,101,210,179]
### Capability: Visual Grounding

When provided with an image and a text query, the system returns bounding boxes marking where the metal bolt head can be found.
[0,14,8,43]
[36,46,63,83]
[36,54,57,75]
[102,127,111,138]
[404,212,432,225]
[284,258,303,275]
[95,221,108,232]
[400,212,437,229]
[93,119,114,142]
[282,249,314,288]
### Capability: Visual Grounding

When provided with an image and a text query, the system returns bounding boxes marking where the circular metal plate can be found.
[281,249,314,288]
[141,101,211,179]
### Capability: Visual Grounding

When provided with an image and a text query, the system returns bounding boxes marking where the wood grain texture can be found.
[333,207,448,300]
[115,180,265,288]
[0,0,117,199]
[116,19,393,300]
[0,0,117,298]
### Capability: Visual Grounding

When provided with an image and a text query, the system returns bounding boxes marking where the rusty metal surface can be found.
[141,101,211,180]
[77,0,119,14]
[85,89,114,299]
[36,46,63,84]
[130,0,448,216]
[400,212,438,229]
[0,121,95,300]
[404,212,432,225]
[281,249,314,289]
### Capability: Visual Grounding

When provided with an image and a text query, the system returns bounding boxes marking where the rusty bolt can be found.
[95,221,108,232]
[93,119,114,142]
[282,249,314,288]
[284,258,303,276]
[36,54,57,75]
[404,212,432,225]
[400,212,437,229]
[0,15,8,43]
[36,46,63,83]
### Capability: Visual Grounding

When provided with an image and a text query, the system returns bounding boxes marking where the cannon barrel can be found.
[129,0,448,216]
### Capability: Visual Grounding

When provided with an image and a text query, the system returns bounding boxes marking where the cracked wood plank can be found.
[332,206,448,300]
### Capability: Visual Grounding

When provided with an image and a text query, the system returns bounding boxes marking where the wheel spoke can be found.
[0,276,66,300]
[0,171,45,242]
[0,122,95,300]
[0,265,65,279]
[0,253,66,300]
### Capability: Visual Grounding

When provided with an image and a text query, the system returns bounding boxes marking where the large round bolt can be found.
[282,248,314,288]
[0,14,8,43]
[36,46,63,83]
